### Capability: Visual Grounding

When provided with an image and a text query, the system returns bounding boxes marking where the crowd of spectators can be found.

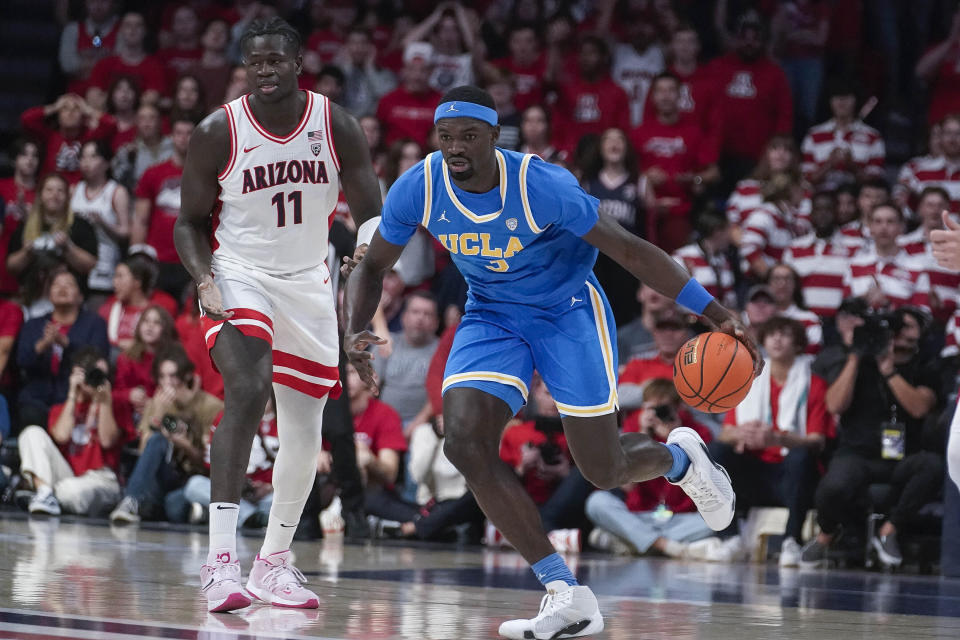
[1,0,959,573]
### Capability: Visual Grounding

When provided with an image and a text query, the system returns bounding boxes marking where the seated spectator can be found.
[632,72,719,252]
[403,3,478,93]
[166,396,277,527]
[375,291,439,430]
[499,376,589,552]
[20,94,116,184]
[801,308,940,569]
[586,378,715,557]
[111,104,174,191]
[711,317,832,567]
[551,35,630,157]
[222,65,252,104]
[672,212,738,310]
[0,138,40,296]
[486,23,547,113]
[486,70,521,151]
[16,267,109,428]
[767,263,823,353]
[87,12,165,111]
[6,173,99,285]
[113,305,178,424]
[581,128,643,324]
[843,204,924,311]
[601,7,665,128]
[726,135,809,238]
[17,345,133,515]
[801,80,885,190]
[619,309,693,409]
[742,285,779,345]
[894,123,944,216]
[375,48,441,148]
[740,173,811,280]
[708,12,793,186]
[168,75,206,125]
[382,139,425,191]
[156,5,202,82]
[185,18,232,109]
[106,76,141,151]
[336,26,396,117]
[99,251,178,353]
[783,190,859,319]
[896,114,960,216]
[109,347,222,522]
[518,104,566,167]
[72,140,131,303]
[900,187,960,323]
[840,178,890,246]
[617,284,675,366]
[58,0,119,88]
[834,182,861,244]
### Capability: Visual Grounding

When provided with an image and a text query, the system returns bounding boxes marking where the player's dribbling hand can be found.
[344,330,387,392]
[196,276,234,321]
[717,315,764,377]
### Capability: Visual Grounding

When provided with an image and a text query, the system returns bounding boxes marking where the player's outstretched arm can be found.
[329,102,383,230]
[174,109,231,319]
[583,211,763,374]
[342,230,405,391]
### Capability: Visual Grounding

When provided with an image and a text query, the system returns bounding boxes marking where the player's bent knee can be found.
[579,466,621,491]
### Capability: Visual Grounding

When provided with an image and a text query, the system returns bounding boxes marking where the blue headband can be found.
[434,101,498,126]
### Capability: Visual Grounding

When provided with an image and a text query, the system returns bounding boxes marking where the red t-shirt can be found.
[0,177,34,294]
[98,299,147,348]
[492,55,547,112]
[89,54,168,95]
[630,115,714,217]
[620,356,675,386]
[0,300,24,386]
[706,53,793,160]
[619,418,712,513]
[306,29,345,66]
[175,310,224,399]
[353,398,407,454]
[642,65,722,154]
[157,46,203,83]
[925,42,960,125]
[425,324,458,415]
[134,159,183,263]
[722,374,833,464]
[499,420,571,505]
[48,398,135,476]
[19,107,117,184]
[113,351,156,400]
[551,75,631,154]
[375,87,443,147]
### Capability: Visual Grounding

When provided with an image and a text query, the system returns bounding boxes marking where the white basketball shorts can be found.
[200,256,342,399]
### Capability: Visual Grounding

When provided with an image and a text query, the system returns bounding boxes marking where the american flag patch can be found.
[307,130,323,156]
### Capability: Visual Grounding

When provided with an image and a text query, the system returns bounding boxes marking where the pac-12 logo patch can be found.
[506,217,518,231]
[307,130,323,156]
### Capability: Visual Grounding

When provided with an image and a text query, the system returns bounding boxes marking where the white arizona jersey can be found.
[214,91,340,274]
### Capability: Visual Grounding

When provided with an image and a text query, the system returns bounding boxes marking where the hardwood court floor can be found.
[1,515,959,639]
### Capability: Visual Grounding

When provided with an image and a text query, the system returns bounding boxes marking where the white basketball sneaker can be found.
[666,427,735,531]
[200,550,252,613]
[246,550,320,608]
[498,581,603,640]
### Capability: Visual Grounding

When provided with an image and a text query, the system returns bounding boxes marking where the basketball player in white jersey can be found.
[175,18,382,613]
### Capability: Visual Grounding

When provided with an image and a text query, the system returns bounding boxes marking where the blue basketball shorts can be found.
[442,278,619,417]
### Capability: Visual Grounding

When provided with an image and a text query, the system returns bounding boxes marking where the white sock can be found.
[35,484,53,499]
[209,502,239,562]
[259,384,327,558]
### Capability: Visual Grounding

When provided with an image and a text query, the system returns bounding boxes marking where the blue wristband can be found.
[675,279,714,314]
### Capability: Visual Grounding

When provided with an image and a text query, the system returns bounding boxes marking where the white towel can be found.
[735,355,812,438]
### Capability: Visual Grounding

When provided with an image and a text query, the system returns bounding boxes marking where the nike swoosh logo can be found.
[280,523,297,528]
[216,505,238,511]
[323,273,330,284]
[202,578,215,590]
[243,144,262,153]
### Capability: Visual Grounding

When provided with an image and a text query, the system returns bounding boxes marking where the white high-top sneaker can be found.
[666,427,735,530]
[498,581,603,640]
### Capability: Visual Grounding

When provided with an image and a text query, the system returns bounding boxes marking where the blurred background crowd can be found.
[1,0,959,575]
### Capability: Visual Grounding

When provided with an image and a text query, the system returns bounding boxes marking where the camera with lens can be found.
[533,416,564,466]
[84,367,107,388]
[160,414,180,433]
[852,312,901,358]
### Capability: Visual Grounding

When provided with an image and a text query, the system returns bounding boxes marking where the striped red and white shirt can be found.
[842,248,924,311]
[942,309,960,357]
[672,242,738,309]
[740,202,812,273]
[782,232,859,317]
[838,220,869,250]
[898,226,927,255]
[904,249,958,322]
[726,178,811,226]
[800,118,885,186]
[896,155,960,214]
[778,304,823,354]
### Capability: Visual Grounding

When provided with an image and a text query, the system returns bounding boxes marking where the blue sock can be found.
[531,552,578,587]
[664,443,691,482]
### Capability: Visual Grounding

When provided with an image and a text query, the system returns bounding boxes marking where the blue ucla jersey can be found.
[379,149,601,308]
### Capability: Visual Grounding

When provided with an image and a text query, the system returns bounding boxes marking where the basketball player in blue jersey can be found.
[344,86,761,640]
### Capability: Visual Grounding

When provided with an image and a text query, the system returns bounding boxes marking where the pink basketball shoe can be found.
[245,550,320,608]
[200,550,252,613]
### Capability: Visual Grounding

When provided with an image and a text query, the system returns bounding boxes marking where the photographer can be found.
[109,347,222,523]
[585,379,715,558]
[17,345,134,515]
[801,307,941,568]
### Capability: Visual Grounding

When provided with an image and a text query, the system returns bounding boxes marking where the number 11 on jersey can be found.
[272,190,302,227]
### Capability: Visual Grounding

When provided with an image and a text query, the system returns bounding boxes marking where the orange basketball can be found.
[673,332,755,413]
